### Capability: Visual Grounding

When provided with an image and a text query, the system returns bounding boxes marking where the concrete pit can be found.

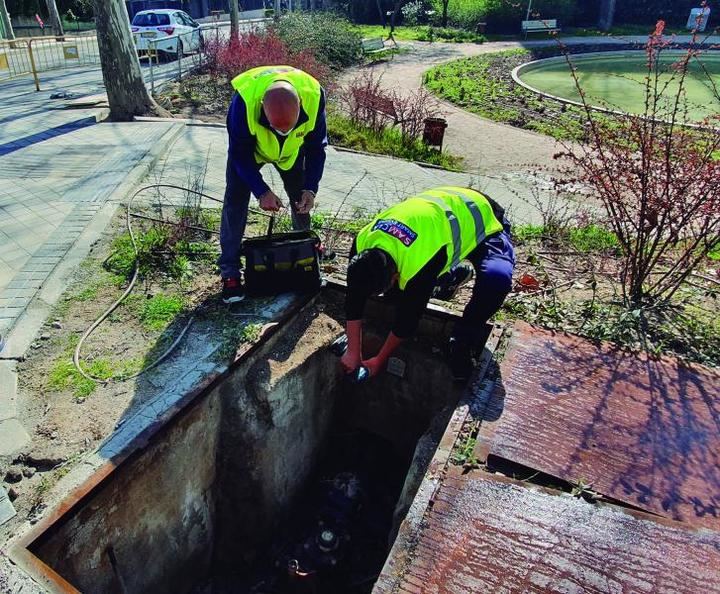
[15,291,464,594]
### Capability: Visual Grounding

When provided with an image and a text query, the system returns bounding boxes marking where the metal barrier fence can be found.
[0,18,270,93]
[0,34,100,90]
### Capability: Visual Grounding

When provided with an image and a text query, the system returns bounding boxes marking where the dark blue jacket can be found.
[226,88,328,198]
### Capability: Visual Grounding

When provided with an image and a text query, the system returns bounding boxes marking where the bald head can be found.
[262,81,300,134]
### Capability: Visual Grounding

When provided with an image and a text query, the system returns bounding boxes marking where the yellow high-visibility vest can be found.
[231,65,321,170]
[356,187,504,289]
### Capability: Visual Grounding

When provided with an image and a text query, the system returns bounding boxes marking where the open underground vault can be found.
[10,287,473,594]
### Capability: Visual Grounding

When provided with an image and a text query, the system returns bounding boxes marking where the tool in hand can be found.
[329,334,370,383]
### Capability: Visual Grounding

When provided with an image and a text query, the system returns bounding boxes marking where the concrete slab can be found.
[0,486,16,526]
[0,418,30,458]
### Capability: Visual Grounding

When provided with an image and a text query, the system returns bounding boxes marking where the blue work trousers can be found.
[452,230,516,345]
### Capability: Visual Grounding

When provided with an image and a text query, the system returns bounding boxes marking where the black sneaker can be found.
[432,262,474,301]
[222,277,245,304]
[448,337,474,382]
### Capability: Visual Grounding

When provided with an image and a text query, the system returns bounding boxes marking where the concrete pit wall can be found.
[30,389,222,594]
[26,296,461,593]
[213,309,345,567]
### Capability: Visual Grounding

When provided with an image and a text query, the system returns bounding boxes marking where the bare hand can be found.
[296,190,315,215]
[362,356,385,378]
[259,191,283,212]
[341,350,361,374]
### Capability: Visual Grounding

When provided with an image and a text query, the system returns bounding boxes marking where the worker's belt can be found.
[242,230,321,296]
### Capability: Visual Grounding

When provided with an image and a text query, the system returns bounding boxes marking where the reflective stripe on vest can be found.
[355,187,505,290]
[438,187,488,245]
[416,193,463,269]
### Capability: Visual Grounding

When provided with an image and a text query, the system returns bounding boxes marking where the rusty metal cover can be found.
[475,322,720,529]
[380,473,720,594]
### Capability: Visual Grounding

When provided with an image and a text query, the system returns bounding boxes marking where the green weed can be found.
[48,360,97,400]
[568,225,620,254]
[139,294,185,331]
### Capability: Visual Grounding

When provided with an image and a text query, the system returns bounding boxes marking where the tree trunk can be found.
[274,0,280,22]
[391,0,402,31]
[229,0,239,38]
[598,0,616,32]
[92,0,158,121]
[376,0,384,26]
[309,0,316,11]
[442,0,449,27]
[44,0,64,36]
[0,0,15,40]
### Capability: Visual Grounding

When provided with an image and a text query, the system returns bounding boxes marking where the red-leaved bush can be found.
[203,31,333,91]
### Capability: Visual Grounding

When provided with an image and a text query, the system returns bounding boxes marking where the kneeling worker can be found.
[341,186,515,381]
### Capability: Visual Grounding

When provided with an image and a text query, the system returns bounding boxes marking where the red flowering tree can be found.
[556,20,720,307]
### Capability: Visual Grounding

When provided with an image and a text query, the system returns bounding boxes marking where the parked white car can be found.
[131,9,203,60]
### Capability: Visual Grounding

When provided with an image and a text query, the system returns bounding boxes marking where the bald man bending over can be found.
[219,66,329,303]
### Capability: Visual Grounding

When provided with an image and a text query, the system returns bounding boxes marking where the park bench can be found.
[351,88,405,126]
[521,19,560,38]
[361,36,394,61]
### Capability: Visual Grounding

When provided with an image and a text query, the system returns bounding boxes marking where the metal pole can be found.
[149,41,155,95]
[177,35,181,80]
[525,0,533,22]
[27,40,40,91]
[274,0,280,21]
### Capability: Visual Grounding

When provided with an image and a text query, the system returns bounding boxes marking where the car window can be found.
[179,13,197,27]
[132,13,170,26]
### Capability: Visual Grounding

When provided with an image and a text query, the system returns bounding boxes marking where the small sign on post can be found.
[687,7,711,31]
[0,53,9,71]
[63,45,78,60]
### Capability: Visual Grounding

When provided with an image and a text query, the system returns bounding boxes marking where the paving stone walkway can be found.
[150,124,553,222]
[0,69,183,465]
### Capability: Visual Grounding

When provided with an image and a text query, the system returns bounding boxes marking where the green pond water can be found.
[518,51,720,122]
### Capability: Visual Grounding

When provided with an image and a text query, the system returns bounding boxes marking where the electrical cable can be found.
[72,184,231,384]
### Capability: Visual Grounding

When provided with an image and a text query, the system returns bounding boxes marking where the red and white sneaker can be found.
[222,277,245,304]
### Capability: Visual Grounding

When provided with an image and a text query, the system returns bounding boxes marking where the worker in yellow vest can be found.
[340,187,515,382]
[219,66,329,303]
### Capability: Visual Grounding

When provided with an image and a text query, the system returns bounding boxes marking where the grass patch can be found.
[500,291,720,366]
[568,225,620,253]
[139,294,185,331]
[709,241,720,261]
[215,320,264,361]
[48,360,97,400]
[327,112,463,170]
[512,223,620,253]
[512,224,545,244]
[353,24,486,44]
[424,49,587,142]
